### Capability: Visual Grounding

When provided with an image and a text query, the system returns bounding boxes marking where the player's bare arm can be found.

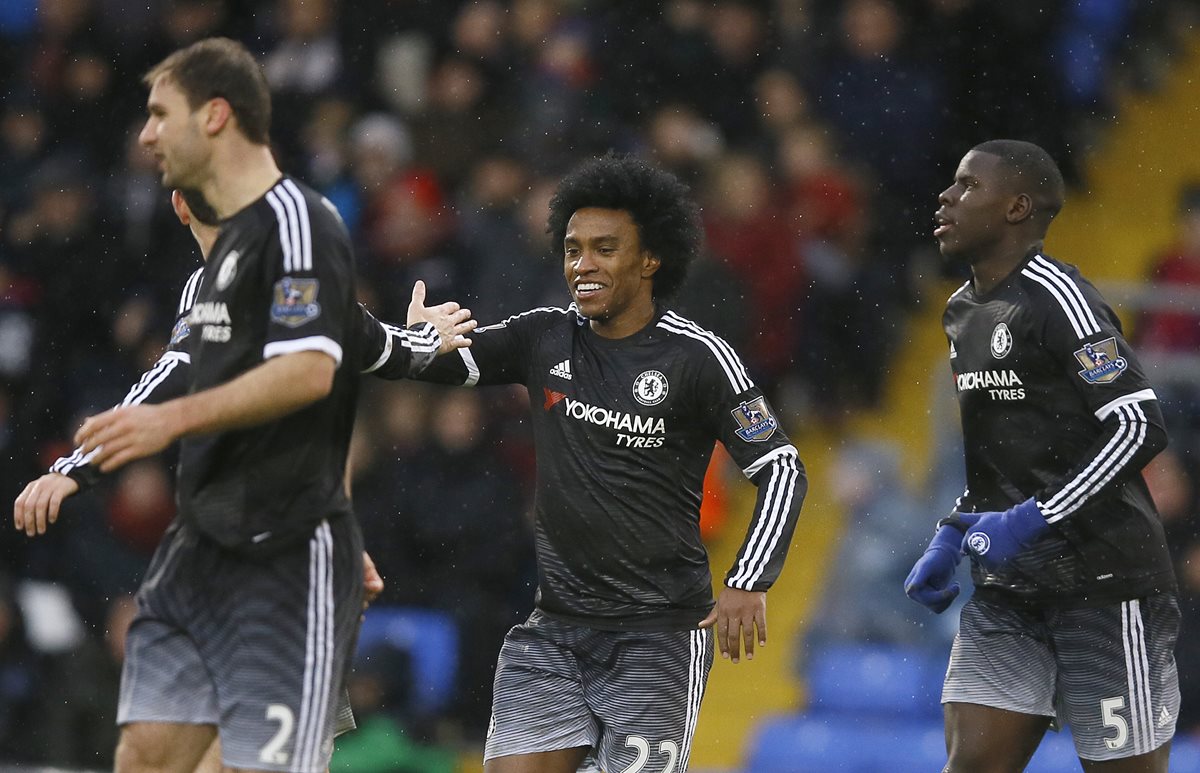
[77,350,336,473]
[13,472,80,537]
[699,587,767,664]
[406,279,476,354]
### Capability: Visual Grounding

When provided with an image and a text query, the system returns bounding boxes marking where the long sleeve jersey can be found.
[363,304,807,631]
[944,252,1175,606]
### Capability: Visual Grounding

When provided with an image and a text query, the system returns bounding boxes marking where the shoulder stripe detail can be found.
[178,267,205,315]
[1042,402,1148,523]
[946,280,971,304]
[1095,388,1157,422]
[263,336,343,366]
[265,190,295,272]
[743,444,799,479]
[658,311,753,394]
[282,179,313,270]
[459,347,480,386]
[277,184,306,271]
[1021,256,1100,339]
[728,452,802,588]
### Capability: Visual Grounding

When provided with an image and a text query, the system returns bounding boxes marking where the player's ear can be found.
[171,190,191,226]
[642,251,661,279]
[1007,192,1034,225]
[203,97,233,136]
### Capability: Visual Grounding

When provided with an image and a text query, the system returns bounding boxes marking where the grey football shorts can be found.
[485,611,714,772]
[117,517,364,772]
[943,592,1180,761]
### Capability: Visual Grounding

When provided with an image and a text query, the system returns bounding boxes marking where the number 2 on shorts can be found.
[260,703,296,765]
[621,735,680,773]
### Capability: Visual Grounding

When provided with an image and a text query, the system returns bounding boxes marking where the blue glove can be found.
[959,498,1050,572]
[904,524,965,613]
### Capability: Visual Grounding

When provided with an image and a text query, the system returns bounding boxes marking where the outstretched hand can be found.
[13,473,80,537]
[407,280,476,355]
[699,587,767,664]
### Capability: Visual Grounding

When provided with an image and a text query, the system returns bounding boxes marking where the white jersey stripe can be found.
[51,351,190,474]
[1133,602,1155,752]
[743,444,799,479]
[658,315,752,394]
[276,185,304,274]
[729,455,798,587]
[1043,403,1147,521]
[296,521,334,772]
[660,311,753,392]
[743,457,801,586]
[265,191,295,273]
[1021,265,1088,339]
[282,179,313,270]
[1026,257,1098,333]
[1022,258,1100,338]
[264,336,344,366]
[1095,389,1157,422]
[1031,256,1101,332]
[459,347,480,386]
[475,305,569,333]
[178,267,205,315]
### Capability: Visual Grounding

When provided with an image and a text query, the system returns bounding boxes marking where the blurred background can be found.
[1,1,1199,771]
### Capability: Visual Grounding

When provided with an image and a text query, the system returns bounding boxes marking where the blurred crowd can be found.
[0,0,1196,769]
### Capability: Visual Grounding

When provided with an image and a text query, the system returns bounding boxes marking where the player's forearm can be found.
[50,350,193,488]
[725,447,807,591]
[1037,395,1168,524]
[162,350,336,439]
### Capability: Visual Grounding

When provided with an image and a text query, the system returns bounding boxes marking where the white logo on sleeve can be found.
[967,532,990,555]
[990,323,1012,359]
[549,359,572,380]
[633,370,668,406]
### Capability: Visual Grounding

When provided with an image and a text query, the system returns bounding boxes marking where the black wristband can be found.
[936,511,966,531]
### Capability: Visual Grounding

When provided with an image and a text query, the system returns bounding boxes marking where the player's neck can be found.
[589,301,657,340]
[970,242,1039,295]
[202,142,283,220]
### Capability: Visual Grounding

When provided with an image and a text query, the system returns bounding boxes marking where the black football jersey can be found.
[944,252,1174,606]
[366,304,807,631]
[174,177,360,554]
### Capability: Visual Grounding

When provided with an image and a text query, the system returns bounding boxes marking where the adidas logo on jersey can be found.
[550,359,572,380]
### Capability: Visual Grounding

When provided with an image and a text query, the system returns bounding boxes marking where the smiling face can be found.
[563,207,661,338]
[138,75,211,189]
[934,150,1019,265]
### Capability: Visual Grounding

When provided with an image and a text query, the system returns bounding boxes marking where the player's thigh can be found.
[941,596,1056,771]
[484,746,592,773]
[943,702,1050,773]
[1052,595,1179,764]
[485,612,598,764]
[584,627,714,773]
[115,721,216,773]
[194,517,363,773]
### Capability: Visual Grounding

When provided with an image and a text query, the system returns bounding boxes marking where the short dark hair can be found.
[179,188,219,225]
[144,37,271,145]
[547,153,702,300]
[972,139,1066,228]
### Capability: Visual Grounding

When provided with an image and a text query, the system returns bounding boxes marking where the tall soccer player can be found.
[377,153,808,773]
[11,37,463,773]
[905,139,1179,772]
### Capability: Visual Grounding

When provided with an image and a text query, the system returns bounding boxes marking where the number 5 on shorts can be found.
[1101,696,1129,750]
